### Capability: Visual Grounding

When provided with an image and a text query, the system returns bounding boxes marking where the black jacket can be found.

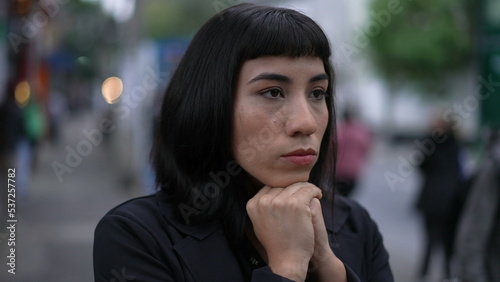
[93,191,393,281]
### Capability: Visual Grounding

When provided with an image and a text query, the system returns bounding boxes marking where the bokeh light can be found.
[14,80,30,108]
[101,76,123,104]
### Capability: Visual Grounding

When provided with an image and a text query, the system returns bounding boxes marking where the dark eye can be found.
[310,89,327,100]
[261,88,284,99]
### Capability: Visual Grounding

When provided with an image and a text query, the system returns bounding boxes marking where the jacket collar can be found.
[322,195,351,233]
[156,191,244,281]
[156,190,221,239]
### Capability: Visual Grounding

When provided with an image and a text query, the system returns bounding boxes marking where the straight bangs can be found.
[239,8,332,61]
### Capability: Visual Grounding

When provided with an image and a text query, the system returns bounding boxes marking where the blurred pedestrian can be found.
[415,117,465,280]
[0,82,26,214]
[15,90,46,199]
[93,3,393,281]
[335,106,373,196]
[0,82,25,169]
[453,128,500,282]
[47,90,67,145]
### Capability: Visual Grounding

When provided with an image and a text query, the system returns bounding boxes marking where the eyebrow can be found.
[248,72,328,84]
[248,73,290,84]
[309,73,329,83]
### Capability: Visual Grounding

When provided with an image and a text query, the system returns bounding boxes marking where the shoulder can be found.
[93,194,172,280]
[328,196,394,281]
[93,192,215,281]
[333,196,394,281]
[104,194,158,216]
[94,194,167,252]
[95,191,220,242]
[96,194,162,232]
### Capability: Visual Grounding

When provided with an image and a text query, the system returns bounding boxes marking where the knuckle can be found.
[259,194,273,205]
[246,199,256,211]
[304,184,320,195]
[270,197,286,209]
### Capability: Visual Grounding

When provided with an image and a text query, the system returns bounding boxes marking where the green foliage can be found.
[56,0,119,78]
[367,0,473,95]
[140,0,281,39]
[140,0,220,39]
[61,2,115,53]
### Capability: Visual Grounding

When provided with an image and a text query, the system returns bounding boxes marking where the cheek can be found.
[315,106,329,136]
[233,111,257,164]
[233,112,272,162]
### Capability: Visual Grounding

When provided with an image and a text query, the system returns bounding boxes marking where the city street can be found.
[0,114,141,282]
[1,113,444,282]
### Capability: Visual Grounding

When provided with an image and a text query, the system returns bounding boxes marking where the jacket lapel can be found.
[322,196,350,234]
[157,192,244,281]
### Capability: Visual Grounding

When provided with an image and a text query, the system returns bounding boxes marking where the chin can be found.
[262,173,310,188]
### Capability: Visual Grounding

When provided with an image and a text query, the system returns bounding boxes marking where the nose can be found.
[284,97,318,137]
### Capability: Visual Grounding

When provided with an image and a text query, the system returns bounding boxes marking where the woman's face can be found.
[233,56,329,188]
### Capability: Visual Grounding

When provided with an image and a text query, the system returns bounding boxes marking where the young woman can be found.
[93,3,394,281]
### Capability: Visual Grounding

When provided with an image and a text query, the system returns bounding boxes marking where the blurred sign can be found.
[156,38,189,75]
[480,0,500,127]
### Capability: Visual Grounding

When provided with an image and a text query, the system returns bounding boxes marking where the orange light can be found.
[15,81,30,108]
[101,77,123,104]
[15,0,32,15]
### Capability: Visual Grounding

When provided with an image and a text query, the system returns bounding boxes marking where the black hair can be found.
[151,3,336,248]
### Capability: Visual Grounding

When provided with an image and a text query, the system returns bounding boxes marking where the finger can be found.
[283,183,322,202]
[310,198,334,262]
[253,185,272,198]
[247,186,271,211]
[256,187,285,206]
[275,182,322,200]
[247,186,283,212]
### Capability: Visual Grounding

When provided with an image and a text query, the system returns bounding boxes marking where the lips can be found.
[281,148,317,166]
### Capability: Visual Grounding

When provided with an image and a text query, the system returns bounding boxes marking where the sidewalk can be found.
[1,113,141,282]
[352,140,447,282]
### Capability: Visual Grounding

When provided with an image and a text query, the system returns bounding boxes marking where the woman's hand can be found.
[246,182,322,281]
[309,198,347,281]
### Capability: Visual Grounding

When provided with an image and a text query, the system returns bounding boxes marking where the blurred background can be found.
[0,0,499,281]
